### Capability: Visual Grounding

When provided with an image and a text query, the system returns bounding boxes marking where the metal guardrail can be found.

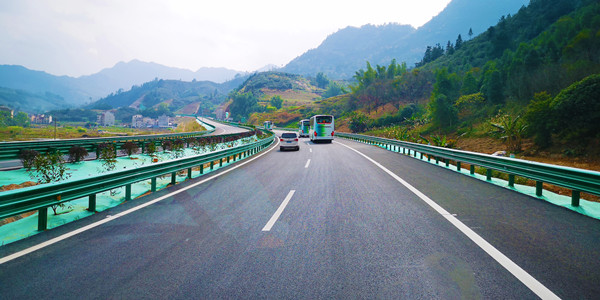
[0,133,275,231]
[336,132,600,207]
[0,116,215,161]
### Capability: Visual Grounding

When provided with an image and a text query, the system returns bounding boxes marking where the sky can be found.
[0,0,452,77]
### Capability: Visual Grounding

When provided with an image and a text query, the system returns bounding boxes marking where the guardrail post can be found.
[572,190,580,207]
[219,158,223,167]
[38,207,48,231]
[125,184,132,201]
[210,161,214,170]
[445,159,450,167]
[486,169,492,181]
[470,165,475,175]
[420,153,423,160]
[227,156,230,163]
[414,151,417,158]
[402,148,406,154]
[187,168,192,179]
[171,172,176,185]
[200,164,204,174]
[88,194,96,212]
[435,156,439,164]
[536,181,543,196]
[457,162,461,171]
[151,178,157,192]
[508,174,515,187]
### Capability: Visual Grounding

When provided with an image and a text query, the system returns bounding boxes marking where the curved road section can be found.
[1,130,599,299]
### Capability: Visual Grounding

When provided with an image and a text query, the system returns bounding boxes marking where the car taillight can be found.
[280,138,283,141]
[332,131,335,136]
[314,131,317,136]
[294,138,298,141]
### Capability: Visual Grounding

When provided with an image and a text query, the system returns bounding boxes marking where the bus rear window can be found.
[316,116,332,124]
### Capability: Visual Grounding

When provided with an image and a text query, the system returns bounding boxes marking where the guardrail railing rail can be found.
[336,132,600,208]
[0,116,215,161]
[0,132,275,231]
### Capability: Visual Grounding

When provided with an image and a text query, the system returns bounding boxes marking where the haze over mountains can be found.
[283,0,529,78]
[0,0,529,113]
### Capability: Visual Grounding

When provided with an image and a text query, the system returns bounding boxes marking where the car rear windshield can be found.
[282,133,297,138]
[316,116,332,124]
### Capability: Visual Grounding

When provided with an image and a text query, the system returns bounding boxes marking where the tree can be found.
[229,91,258,120]
[98,143,117,172]
[525,92,553,147]
[270,95,284,109]
[315,72,329,88]
[550,74,600,142]
[349,112,371,133]
[68,146,88,163]
[20,149,40,171]
[13,112,30,127]
[29,151,71,184]
[482,69,504,104]
[455,34,463,50]
[322,82,346,98]
[446,41,455,55]
[121,142,139,157]
[460,71,479,95]
[468,28,473,39]
[429,93,457,129]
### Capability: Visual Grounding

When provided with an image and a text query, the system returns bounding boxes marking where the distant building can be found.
[157,114,169,127]
[0,106,14,118]
[30,114,52,124]
[215,109,224,120]
[131,114,144,128]
[97,111,115,126]
[142,117,155,127]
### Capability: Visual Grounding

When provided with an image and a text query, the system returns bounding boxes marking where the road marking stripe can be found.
[309,148,312,153]
[335,141,560,300]
[305,159,311,168]
[0,139,280,265]
[262,190,295,232]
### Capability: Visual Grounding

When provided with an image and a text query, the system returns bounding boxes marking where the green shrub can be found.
[20,149,40,171]
[121,141,139,157]
[68,145,89,163]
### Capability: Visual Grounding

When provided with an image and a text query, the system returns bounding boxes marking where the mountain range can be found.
[0,61,245,110]
[0,0,530,113]
[282,0,529,79]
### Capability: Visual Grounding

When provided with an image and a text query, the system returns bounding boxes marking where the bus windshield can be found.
[316,116,332,124]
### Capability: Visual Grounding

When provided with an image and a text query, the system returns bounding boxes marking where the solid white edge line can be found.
[262,190,295,232]
[334,141,560,300]
[0,138,281,265]
[305,159,311,168]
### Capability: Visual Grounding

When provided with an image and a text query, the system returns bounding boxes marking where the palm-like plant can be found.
[490,114,527,152]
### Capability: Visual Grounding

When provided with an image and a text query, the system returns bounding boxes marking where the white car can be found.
[280,132,299,151]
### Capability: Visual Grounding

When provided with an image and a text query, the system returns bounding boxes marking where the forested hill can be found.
[282,0,528,79]
[343,0,600,152]
[89,75,247,113]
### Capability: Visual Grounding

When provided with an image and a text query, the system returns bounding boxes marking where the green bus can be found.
[309,115,334,143]
[298,119,310,137]
[263,120,273,130]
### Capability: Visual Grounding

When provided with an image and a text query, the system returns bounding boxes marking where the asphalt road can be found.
[1,131,599,299]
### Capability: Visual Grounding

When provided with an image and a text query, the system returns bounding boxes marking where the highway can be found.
[1,130,599,299]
